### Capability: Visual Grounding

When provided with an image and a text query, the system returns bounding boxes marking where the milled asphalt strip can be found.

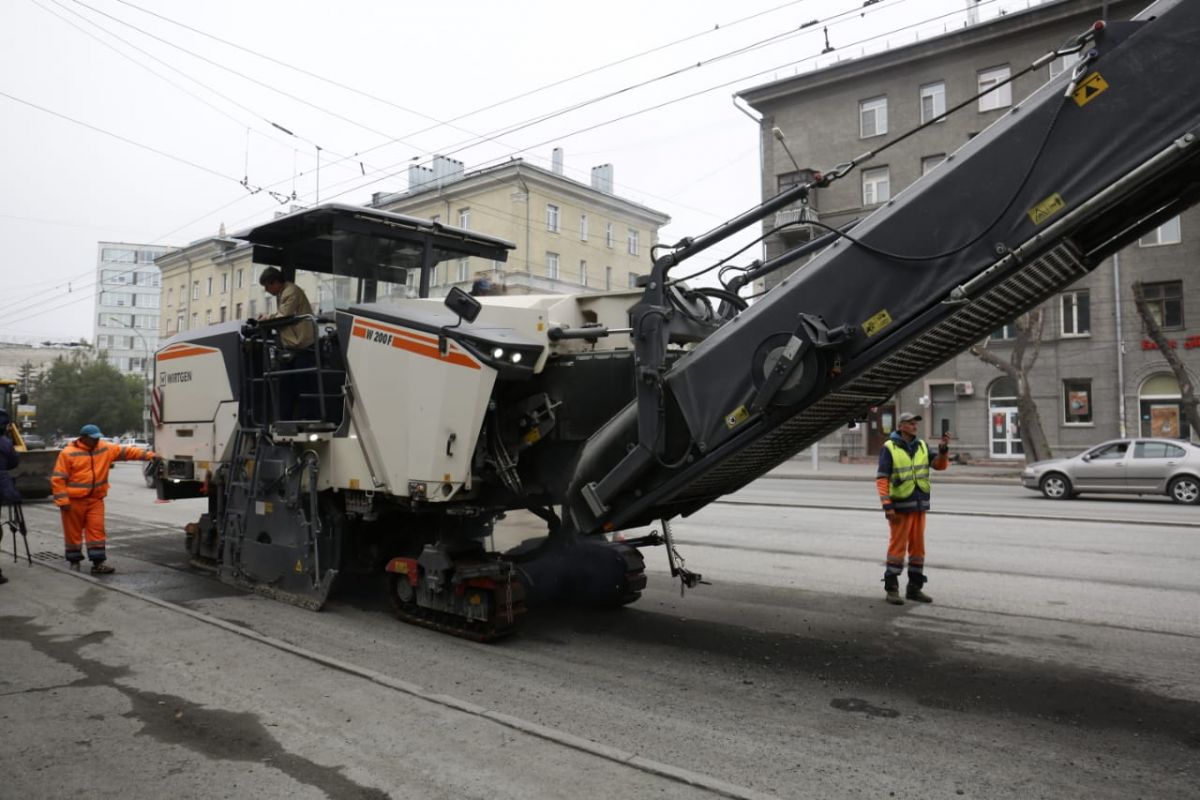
[29,558,775,800]
[714,498,1197,528]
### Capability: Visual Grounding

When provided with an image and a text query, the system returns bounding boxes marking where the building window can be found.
[978,65,1012,111]
[627,228,639,256]
[206,277,213,296]
[192,281,199,300]
[990,323,1017,341]
[221,273,228,293]
[1061,290,1090,336]
[546,252,560,279]
[219,306,227,322]
[458,258,470,282]
[191,312,198,328]
[919,82,945,124]
[1140,281,1184,329]
[606,223,614,248]
[249,299,257,318]
[861,167,890,205]
[921,154,945,176]
[1063,379,1093,424]
[176,314,184,332]
[458,208,471,230]
[166,287,173,307]
[628,271,638,288]
[1048,54,1073,79]
[235,302,243,319]
[1138,216,1181,246]
[546,204,560,233]
[859,96,887,138]
[236,268,244,289]
[580,260,588,287]
[605,266,612,290]
[580,214,588,241]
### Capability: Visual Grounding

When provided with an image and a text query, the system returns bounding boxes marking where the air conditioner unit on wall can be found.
[954,381,975,397]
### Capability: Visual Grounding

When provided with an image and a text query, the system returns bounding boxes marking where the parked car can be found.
[1022,438,1200,504]
[20,433,46,449]
[121,437,151,449]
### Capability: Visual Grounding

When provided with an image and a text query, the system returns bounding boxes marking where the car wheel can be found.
[1039,473,1072,500]
[1168,475,1200,505]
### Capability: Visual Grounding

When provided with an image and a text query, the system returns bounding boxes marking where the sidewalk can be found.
[766,455,1025,484]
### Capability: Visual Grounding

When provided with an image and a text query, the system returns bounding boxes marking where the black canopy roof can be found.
[236,204,515,291]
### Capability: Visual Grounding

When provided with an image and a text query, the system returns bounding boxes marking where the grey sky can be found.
[1,0,1030,342]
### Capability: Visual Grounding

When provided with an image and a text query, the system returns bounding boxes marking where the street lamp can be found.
[108,315,151,439]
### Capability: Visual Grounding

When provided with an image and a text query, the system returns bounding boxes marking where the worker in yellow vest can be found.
[876,412,950,605]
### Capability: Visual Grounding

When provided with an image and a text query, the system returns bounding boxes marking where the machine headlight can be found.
[510,352,522,364]
[492,347,505,359]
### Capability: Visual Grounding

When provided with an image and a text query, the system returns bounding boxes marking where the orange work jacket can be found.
[51,438,155,507]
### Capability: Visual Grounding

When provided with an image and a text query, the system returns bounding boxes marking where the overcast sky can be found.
[1,0,1045,343]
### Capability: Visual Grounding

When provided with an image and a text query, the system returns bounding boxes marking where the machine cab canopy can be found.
[237,204,516,307]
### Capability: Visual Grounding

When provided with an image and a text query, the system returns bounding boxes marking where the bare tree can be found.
[1131,280,1200,438]
[968,308,1054,463]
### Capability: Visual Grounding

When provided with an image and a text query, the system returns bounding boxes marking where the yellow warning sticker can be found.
[1028,193,1066,225]
[1072,73,1109,107]
[725,406,749,430]
[294,559,304,573]
[862,309,893,338]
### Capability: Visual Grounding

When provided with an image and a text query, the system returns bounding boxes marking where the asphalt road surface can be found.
[1,464,1196,799]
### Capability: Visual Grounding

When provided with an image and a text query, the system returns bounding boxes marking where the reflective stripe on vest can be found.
[884,439,931,500]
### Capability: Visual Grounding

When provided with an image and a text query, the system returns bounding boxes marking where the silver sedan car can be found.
[1022,438,1200,504]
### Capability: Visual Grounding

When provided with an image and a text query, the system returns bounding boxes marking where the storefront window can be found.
[1063,379,1093,424]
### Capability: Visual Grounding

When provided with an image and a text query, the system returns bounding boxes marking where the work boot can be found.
[906,584,933,603]
[68,562,81,572]
[883,576,904,605]
[90,562,115,575]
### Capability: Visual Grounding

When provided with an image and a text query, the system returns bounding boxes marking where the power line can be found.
[3,0,997,328]
[0,89,243,183]
[66,0,421,151]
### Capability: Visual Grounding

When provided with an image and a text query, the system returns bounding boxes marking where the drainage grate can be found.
[33,551,62,563]
[674,242,1088,501]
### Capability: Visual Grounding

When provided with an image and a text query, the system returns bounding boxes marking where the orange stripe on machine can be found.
[353,318,481,370]
[157,344,219,361]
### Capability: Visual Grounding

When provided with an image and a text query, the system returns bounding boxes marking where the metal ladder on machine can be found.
[216,426,263,579]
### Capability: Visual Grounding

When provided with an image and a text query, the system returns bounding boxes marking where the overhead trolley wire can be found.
[2,0,999,330]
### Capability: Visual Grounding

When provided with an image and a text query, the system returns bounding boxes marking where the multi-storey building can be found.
[156,234,267,341]
[94,242,170,375]
[370,153,670,296]
[738,0,1198,461]
[157,154,670,341]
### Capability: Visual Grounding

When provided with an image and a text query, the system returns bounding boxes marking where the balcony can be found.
[774,205,820,240]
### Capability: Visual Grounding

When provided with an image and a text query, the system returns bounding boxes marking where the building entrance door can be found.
[866,403,896,455]
[1148,403,1181,438]
[989,406,1024,458]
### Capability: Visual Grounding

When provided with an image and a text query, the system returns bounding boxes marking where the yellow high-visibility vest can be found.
[884,439,931,499]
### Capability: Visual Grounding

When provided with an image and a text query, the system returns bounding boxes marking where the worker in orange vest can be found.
[51,424,156,574]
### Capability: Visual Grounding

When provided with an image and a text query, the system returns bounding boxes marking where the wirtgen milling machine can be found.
[154,0,1200,639]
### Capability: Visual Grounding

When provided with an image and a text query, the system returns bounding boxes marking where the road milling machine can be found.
[155,0,1200,639]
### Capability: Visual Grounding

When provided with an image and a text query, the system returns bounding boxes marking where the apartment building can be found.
[156,235,271,341]
[738,0,1197,460]
[157,154,670,342]
[93,242,171,375]
[370,153,670,296]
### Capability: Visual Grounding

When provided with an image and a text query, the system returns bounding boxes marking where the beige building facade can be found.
[156,237,272,340]
[157,156,670,340]
[371,155,670,296]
